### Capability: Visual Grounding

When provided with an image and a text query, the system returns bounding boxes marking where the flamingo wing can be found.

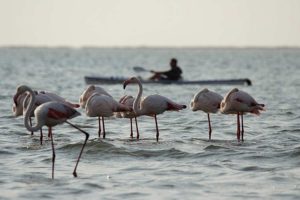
[46,103,80,120]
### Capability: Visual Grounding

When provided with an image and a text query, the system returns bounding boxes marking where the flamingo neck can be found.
[23,88,43,132]
[133,80,144,115]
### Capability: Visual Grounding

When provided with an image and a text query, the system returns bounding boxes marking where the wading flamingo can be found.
[13,90,79,144]
[118,95,140,139]
[220,88,265,142]
[191,88,223,140]
[85,93,131,139]
[13,90,56,142]
[79,85,111,108]
[123,77,186,142]
[80,85,112,137]
[14,85,89,179]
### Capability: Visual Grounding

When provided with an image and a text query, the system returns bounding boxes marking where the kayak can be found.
[84,76,252,86]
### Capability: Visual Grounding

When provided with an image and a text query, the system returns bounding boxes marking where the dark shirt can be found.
[162,66,182,80]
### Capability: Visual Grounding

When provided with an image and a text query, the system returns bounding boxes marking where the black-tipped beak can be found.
[123,81,127,89]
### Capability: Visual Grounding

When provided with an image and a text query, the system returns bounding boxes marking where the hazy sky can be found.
[1,0,300,47]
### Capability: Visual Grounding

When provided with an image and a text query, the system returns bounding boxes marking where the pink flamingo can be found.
[13,90,79,144]
[220,88,265,142]
[79,85,111,108]
[123,77,186,142]
[80,85,112,137]
[85,93,131,139]
[14,85,89,179]
[190,88,223,140]
[118,95,140,139]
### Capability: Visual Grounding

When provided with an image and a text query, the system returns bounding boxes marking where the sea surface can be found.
[0,47,300,200]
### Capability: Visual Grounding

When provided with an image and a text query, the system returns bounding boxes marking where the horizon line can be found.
[1,44,300,49]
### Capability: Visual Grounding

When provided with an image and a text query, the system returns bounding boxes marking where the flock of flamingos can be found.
[12,76,265,179]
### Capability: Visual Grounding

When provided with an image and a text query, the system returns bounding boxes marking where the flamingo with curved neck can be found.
[13,88,80,144]
[14,85,89,179]
[123,77,186,141]
[118,95,140,139]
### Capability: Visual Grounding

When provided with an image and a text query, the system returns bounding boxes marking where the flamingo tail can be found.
[167,102,187,111]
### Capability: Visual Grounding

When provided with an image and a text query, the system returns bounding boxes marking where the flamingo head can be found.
[14,85,31,106]
[79,85,96,108]
[123,77,140,89]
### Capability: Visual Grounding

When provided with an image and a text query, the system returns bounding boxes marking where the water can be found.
[1,47,300,199]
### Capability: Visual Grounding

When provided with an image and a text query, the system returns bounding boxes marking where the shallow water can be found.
[1,47,300,199]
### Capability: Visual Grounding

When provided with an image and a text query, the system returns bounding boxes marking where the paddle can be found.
[133,66,152,73]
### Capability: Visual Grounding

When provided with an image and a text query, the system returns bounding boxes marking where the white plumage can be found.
[85,93,131,138]
[190,88,223,140]
[220,88,265,141]
[123,77,186,141]
[14,85,89,179]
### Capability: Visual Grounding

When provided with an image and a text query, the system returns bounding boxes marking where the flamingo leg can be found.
[98,117,101,138]
[29,117,34,135]
[207,113,212,140]
[154,115,159,142]
[65,121,90,178]
[102,117,106,139]
[40,128,43,145]
[135,117,139,140]
[49,126,55,179]
[237,113,241,142]
[241,113,244,142]
[130,118,133,138]
[48,128,51,138]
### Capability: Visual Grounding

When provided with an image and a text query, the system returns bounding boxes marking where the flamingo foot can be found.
[73,171,78,178]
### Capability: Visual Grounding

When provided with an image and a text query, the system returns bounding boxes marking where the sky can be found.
[1,0,300,47]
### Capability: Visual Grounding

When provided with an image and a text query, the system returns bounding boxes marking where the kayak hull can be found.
[84,76,252,86]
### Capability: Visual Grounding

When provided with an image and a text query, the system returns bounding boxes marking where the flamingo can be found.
[85,93,131,139]
[79,85,112,137]
[14,85,89,179]
[190,88,223,140]
[220,88,265,142]
[118,95,140,139]
[79,85,111,108]
[13,89,80,144]
[13,90,55,141]
[123,77,186,142]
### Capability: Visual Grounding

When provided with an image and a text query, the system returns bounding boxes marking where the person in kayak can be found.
[149,58,183,81]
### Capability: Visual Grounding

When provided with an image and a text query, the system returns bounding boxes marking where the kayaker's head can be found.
[170,58,177,68]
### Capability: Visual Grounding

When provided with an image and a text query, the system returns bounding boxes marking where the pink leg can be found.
[130,118,133,138]
[29,117,34,135]
[241,113,244,142]
[135,117,139,140]
[102,117,106,139]
[49,126,55,179]
[207,113,212,140]
[98,117,101,138]
[154,115,159,142]
[40,129,43,145]
[65,121,90,178]
[237,113,241,142]
[48,128,51,138]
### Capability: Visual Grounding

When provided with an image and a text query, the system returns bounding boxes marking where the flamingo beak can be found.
[123,80,128,89]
